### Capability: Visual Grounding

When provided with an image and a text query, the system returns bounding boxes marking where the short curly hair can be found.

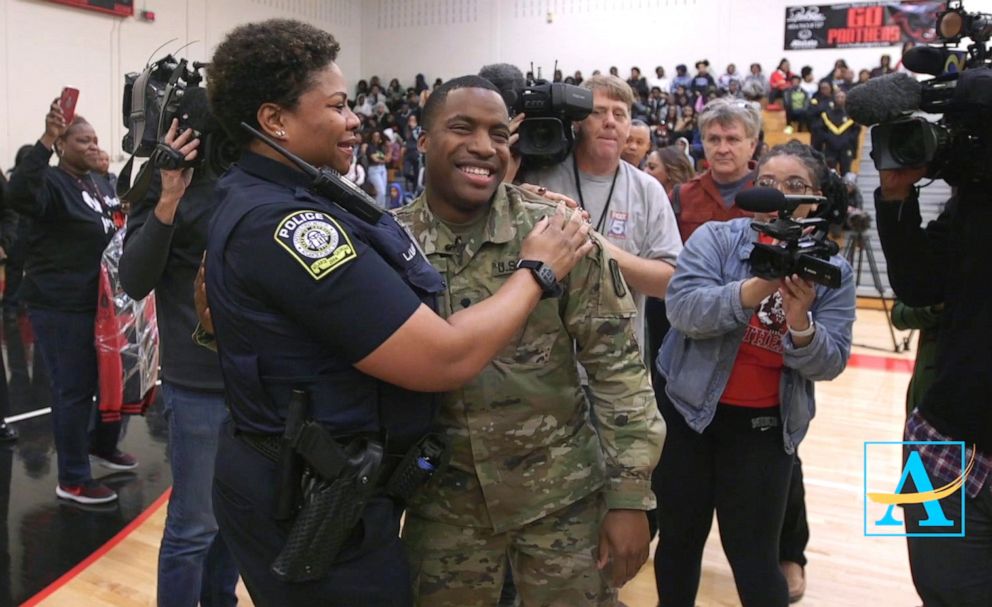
[208,19,340,146]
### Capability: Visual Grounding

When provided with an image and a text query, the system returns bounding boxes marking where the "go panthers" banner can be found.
[785,2,945,50]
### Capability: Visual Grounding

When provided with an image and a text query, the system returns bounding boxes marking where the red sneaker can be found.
[90,450,138,470]
[56,481,118,504]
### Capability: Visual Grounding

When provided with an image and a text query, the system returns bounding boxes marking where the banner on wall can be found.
[784,2,945,50]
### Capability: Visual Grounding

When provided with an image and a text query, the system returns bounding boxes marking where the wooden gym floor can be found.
[21,308,924,607]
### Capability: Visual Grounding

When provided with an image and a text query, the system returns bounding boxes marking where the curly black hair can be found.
[758,140,828,188]
[208,19,340,146]
[759,140,849,225]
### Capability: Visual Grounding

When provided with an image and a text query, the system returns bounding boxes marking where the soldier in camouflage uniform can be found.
[394,75,664,607]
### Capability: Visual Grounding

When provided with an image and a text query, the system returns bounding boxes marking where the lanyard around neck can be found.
[572,155,620,233]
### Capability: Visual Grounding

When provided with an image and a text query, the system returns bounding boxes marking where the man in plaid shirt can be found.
[876,164,992,607]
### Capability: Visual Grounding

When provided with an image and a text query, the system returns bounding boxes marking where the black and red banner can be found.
[785,2,945,50]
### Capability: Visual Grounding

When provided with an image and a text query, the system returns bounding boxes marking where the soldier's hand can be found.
[596,509,650,588]
[520,203,594,280]
[194,253,213,334]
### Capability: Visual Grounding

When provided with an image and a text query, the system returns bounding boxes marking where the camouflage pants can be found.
[402,492,616,607]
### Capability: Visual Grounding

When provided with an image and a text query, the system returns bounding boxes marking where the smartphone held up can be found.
[59,86,79,124]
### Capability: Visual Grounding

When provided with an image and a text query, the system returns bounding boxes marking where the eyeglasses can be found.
[755,176,814,195]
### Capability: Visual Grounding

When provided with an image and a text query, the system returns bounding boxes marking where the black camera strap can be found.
[572,154,620,233]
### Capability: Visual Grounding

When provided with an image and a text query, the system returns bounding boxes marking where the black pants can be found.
[905,481,992,606]
[212,423,412,607]
[653,391,792,607]
[780,452,810,567]
[645,296,671,540]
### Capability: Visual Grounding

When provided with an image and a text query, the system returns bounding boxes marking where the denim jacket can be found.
[656,217,856,453]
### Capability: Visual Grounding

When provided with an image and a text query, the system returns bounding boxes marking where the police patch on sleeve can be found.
[274,210,357,280]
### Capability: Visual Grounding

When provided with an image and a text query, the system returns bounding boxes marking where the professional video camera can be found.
[118,51,236,202]
[736,188,843,289]
[847,1,992,185]
[512,78,593,166]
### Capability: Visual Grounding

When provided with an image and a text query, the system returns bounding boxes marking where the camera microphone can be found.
[902,46,968,76]
[735,187,824,213]
[846,73,922,125]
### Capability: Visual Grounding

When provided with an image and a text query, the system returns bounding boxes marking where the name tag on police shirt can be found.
[274,210,357,280]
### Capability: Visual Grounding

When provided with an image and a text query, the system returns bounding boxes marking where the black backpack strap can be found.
[116,154,157,205]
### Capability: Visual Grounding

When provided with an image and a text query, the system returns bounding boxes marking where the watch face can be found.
[538,267,556,286]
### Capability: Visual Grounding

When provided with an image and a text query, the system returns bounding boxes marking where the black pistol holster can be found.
[268,390,384,583]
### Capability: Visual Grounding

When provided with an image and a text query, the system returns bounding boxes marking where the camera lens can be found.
[520,118,564,154]
[890,121,928,166]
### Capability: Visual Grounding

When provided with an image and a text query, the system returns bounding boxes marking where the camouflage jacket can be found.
[393,184,664,533]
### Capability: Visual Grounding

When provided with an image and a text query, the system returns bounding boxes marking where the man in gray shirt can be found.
[523,74,683,350]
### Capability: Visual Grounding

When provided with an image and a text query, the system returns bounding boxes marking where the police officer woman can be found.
[204,20,593,606]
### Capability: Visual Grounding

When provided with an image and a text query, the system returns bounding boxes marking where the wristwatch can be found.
[516,260,564,299]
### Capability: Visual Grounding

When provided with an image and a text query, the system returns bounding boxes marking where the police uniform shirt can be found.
[208,152,426,434]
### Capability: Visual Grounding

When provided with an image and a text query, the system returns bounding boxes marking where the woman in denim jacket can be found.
[653,141,856,607]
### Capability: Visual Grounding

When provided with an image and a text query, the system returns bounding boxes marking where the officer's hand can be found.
[158,118,200,218]
[596,509,650,588]
[194,253,212,334]
[521,203,594,280]
[879,166,927,201]
[518,183,592,223]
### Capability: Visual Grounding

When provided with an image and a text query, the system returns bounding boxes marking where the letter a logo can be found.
[872,451,953,527]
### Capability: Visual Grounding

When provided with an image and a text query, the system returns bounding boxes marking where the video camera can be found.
[736,188,843,289]
[849,1,992,185]
[512,78,592,166]
[118,52,236,202]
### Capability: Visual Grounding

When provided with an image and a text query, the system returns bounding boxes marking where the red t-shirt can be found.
[721,277,787,408]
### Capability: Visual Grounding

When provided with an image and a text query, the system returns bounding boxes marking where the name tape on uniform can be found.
[274,210,357,280]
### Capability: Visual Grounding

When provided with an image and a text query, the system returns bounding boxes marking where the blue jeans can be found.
[28,307,120,485]
[368,164,388,209]
[158,382,240,607]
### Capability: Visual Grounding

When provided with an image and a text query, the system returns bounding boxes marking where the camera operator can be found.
[118,117,240,607]
[655,141,855,607]
[876,167,992,606]
[521,74,683,352]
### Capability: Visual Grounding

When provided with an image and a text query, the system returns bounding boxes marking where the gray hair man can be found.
[673,97,762,242]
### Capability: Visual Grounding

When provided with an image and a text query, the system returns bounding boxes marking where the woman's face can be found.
[684,107,695,119]
[755,154,820,221]
[280,63,360,173]
[59,122,101,173]
[644,151,669,190]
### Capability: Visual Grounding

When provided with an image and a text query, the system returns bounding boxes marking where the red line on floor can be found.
[21,487,172,606]
[847,353,915,373]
